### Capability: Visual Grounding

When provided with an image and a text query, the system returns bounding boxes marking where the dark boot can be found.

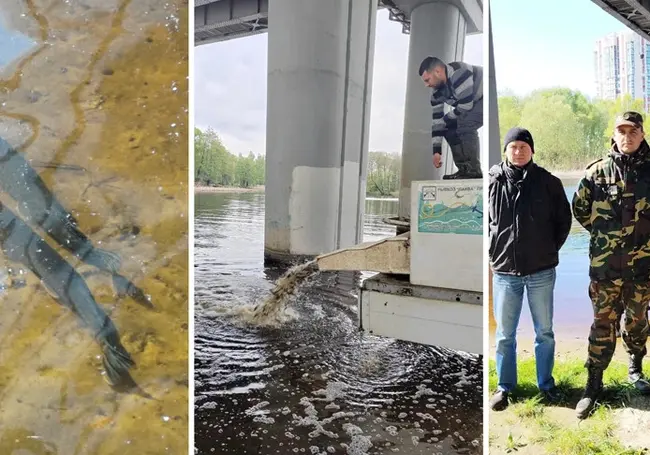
[442,170,465,180]
[443,145,469,180]
[628,353,650,393]
[463,169,483,179]
[442,167,482,180]
[489,390,509,411]
[575,366,603,419]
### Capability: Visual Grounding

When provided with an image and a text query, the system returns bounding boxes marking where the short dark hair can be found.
[418,56,445,76]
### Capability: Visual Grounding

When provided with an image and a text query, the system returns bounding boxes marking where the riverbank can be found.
[551,169,583,180]
[194,186,402,200]
[489,340,650,455]
[194,185,264,193]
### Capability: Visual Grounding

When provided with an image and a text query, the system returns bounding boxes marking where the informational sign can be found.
[417,183,482,235]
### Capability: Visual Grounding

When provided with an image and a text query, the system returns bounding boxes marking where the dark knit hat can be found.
[503,127,534,153]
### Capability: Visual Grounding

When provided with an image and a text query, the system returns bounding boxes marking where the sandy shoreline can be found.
[551,170,583,178]
[549,170,584,183]
[488,332,634,364]
[194,185,265,193]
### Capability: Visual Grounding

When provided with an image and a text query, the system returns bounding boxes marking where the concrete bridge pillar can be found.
[488,11,501,167]
[397,2,468,220]
[264,0,377,262]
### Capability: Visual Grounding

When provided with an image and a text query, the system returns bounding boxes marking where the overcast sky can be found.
[195,9,483,156]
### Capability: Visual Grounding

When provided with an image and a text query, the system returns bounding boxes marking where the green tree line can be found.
[498,88,646,170]
[195,128,265,187]
[195,127,402,197]
[365,151,400,197]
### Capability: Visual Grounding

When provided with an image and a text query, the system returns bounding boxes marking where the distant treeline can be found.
[197,89,649,189]
[194,128,265,188]
[194,127,401,197]
[498,88,647,170]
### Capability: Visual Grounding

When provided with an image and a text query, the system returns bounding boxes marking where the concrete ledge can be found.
[315,233,410,274]
[362,273,482,305]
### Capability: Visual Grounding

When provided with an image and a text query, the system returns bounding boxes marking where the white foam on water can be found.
[313,382,349,402]
[385,426,398,437]
[415,412,437,423]
[414,384,434,399]
[253,416,275,424]
[342,424,373,455]
[245,401,270,414]
[199,401,217,410]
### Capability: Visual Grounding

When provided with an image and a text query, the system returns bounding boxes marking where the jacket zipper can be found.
[621,159,628,278]
[513,182,521,274]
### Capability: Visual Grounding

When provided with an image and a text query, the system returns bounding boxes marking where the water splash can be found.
[235,259,320,326]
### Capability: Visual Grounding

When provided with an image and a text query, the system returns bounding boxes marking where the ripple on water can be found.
[195,193,483,455]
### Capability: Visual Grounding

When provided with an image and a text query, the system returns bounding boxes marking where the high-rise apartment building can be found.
[594,30,650,111]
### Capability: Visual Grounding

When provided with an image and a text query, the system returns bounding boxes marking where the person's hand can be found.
[433,154,442,168]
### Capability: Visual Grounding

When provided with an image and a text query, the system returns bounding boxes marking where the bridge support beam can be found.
[397,1,468,221]
[264,0,377,262]
[488,11,501,167]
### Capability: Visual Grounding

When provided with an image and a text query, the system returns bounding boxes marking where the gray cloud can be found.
[195,9,483,156]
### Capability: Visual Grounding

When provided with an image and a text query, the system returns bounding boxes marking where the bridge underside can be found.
[591,0,650,41]
[195,0,269,45]
[195,0,482,46]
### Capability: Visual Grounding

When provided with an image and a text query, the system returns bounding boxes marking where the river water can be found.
[0,2,188,454]
[195,192,483,455]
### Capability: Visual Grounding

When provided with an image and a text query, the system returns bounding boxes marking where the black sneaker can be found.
[489,390,509,411]
[542,386,561,403]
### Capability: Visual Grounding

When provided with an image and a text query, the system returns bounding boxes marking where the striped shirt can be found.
[431,62,483,155]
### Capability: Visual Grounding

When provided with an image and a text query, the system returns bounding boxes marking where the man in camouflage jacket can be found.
[572,111,650,419]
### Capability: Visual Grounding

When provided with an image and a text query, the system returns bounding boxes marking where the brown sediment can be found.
[237,260,320,326]
[42,0,132,183]
[0,1,189,454]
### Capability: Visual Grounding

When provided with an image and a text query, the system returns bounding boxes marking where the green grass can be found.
[489,358,634,407]
[489,358,649,455]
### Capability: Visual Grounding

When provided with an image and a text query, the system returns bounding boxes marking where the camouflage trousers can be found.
[586,279,650,369]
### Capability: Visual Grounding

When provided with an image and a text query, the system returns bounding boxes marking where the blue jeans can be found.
[493,267,557,392]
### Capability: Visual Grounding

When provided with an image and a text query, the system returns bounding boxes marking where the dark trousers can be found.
[444,97,483,173]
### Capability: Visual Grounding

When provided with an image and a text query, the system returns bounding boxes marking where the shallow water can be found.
[0,1,188,454]
[195,193,483,455]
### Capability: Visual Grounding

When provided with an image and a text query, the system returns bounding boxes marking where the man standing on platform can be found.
[419,56,483,179]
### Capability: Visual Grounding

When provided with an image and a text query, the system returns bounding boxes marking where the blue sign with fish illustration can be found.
[417,183,482,235]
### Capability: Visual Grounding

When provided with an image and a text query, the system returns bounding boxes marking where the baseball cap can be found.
[614,111,644,129]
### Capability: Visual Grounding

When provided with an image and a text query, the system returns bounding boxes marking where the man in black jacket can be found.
[488,127,572,411]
